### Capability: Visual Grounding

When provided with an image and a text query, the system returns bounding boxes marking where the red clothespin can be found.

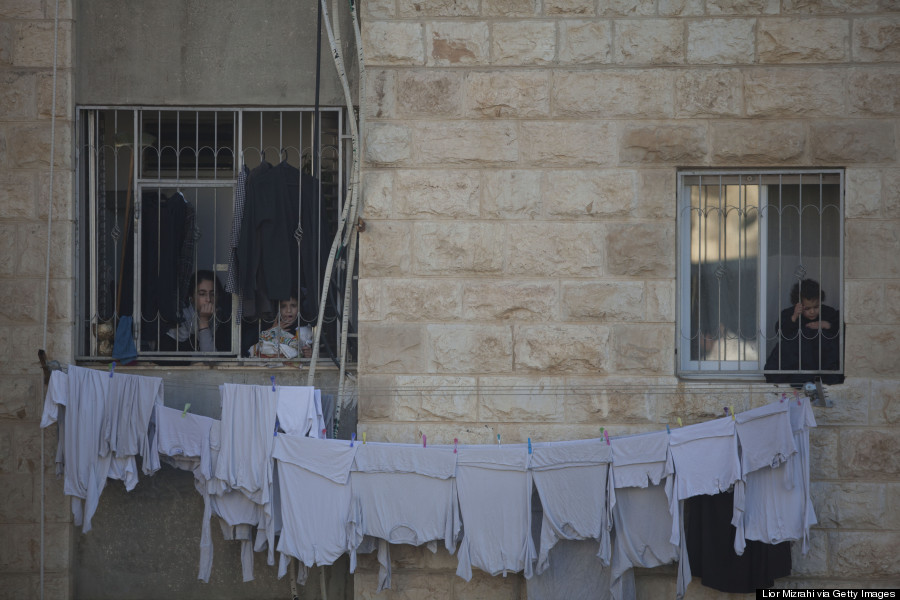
[781,392,786,403]
[453,438,458,454]
[793,389,801,405]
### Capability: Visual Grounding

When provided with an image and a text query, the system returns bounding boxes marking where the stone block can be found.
[790,528,828,576]
[811,120,896,164]
[492,21,556,66]
[359,373,398,420]
[646,280,675,322]
[848,68,900,116]
[427,324,513,374]
[745,68,845,117]
[393,375,478,421]
[506,223,605,277]
[38,466,70,523]
[846,168,883,218]
[812,481,887,529]
[544,0,593,15]
[477,376,566,421]
[565,375,663,423]
[363,0,395,18]
[614,19,684,65]
[0,171,36,219]
[781,0,883,13]
[886,170,900,219]
[361,170,393,219]
[0,0,44,18]
[379,278,463,321]
[13,21,71,68]
[0,225,15,277]
[16,222,71,278]
[553,70,673,118]
[829,532,900,576]
[36,70,71,120]
[846,220,900,278]
[364,123,412,165]
[839,428,900,479]
[394,169,480,218]
[543,169,635,218]
[0,474,33,522]
[520,120,617,167]
[758,18,849,63]
[0,22,11,67]
[611,324,675,374]
[597,0,656,16]
[845,279,883,325]
[558,20,611,64]
[887,483,900,530]
[365,69,395,119]
[853,16,900,63]
[809,426,839,479]
[426,21,489,66]
[707,0,778,13]
[358,323,426,374]
[462,281,557,322]
[886,281,900,323]
[398,0,479,17]
[0,122,71,170]
[711,120,806,164]
[498,422,647,442]
[0,71,36,120]
[396,70,464,118]
[357,279,382,322]
[482,0,539,16]
[513,324,611,374]
[659,0,704,15]
[0,277,41,323]
[357,571,457,600]
[0,325,43,372]
[412,121,518,165]
[618,122,708,165]
[0,375,37,420]
[455,570,521,599]
[359,220,412,276]
[560,281,644,322]
[658,384,749,423]
[362,21,425,65]
[687,18,755,64]
[674,68,742,117]
[412,222,505,274]
[481,170,541,219]
[636,169,676,220]
[606,222,675,277]
[810,380,868,426]
[36,168,73,222]
[464,71,550,118]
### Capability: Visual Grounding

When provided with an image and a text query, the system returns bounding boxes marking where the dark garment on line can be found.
[686,490,792,594]
[764,304,844,385]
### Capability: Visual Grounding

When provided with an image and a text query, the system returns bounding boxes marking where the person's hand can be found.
[196,299,214,328]
[301,344,312,359]
[805,320,831,330]
[792,302,803,322]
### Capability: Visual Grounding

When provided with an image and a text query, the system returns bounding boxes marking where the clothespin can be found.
[600,426,604,438]
[677,417,683,427]
[731,405,735,421]
[109,361,116,378]
[528,438,532,454]
[350,432,356,447]
[666,424,671,434]
[321,427,327,438]
[181,403,191,418]
[271,375,276,392]
[453,438,458,454]
[363,432,367,444]
[723,406,730,417]
[781,392,786,403]
[422,434,427,449]
[603,430,610,446]
[497,433,501,447]
[794,389,801,405]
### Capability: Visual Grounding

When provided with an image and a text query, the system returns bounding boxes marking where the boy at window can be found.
[159,270,231,353]
[764,279,843,384]
[248,295,313,359]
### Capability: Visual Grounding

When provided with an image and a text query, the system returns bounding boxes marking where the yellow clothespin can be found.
[730,405,735,421]
[182,403,191,418]
[362,432,367,444]
[677,417,683,427]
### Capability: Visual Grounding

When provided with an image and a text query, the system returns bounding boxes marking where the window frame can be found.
[676,168,845,380]
[74,105,355,364]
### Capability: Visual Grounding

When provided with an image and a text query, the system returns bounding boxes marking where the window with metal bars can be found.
[677,170,844,382]
[76,107,356,364]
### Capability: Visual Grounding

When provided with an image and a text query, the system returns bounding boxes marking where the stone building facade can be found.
[1,0,900,598]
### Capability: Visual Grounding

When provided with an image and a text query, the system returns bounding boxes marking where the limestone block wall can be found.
[0,1,75,598]
[358,0,900,596]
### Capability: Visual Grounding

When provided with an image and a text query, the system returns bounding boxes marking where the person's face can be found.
[279,298,298,327]
[193,279,215,308]
[800,298,820,320]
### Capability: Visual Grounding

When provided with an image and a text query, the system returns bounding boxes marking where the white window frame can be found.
[676,169,845,379]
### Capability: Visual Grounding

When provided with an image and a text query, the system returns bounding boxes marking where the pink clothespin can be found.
[603,430,610,446]
[794,389,801,405]
[781,392,787,403]
[109,361,116,378]
[453,438,458,454]
[422,434,427,449]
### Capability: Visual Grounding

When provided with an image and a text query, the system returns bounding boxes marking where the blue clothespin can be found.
[666,424,671,434]
[271,375,276,391]
[109,361,116,378]
[350,432,356,447]
[274,417,280,437]
[497,433,501,447]
[527,438,532,454]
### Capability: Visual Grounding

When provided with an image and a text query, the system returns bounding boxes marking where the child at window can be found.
[159,270,231,353]
[764,278,843,384]
[248,295,313,359]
